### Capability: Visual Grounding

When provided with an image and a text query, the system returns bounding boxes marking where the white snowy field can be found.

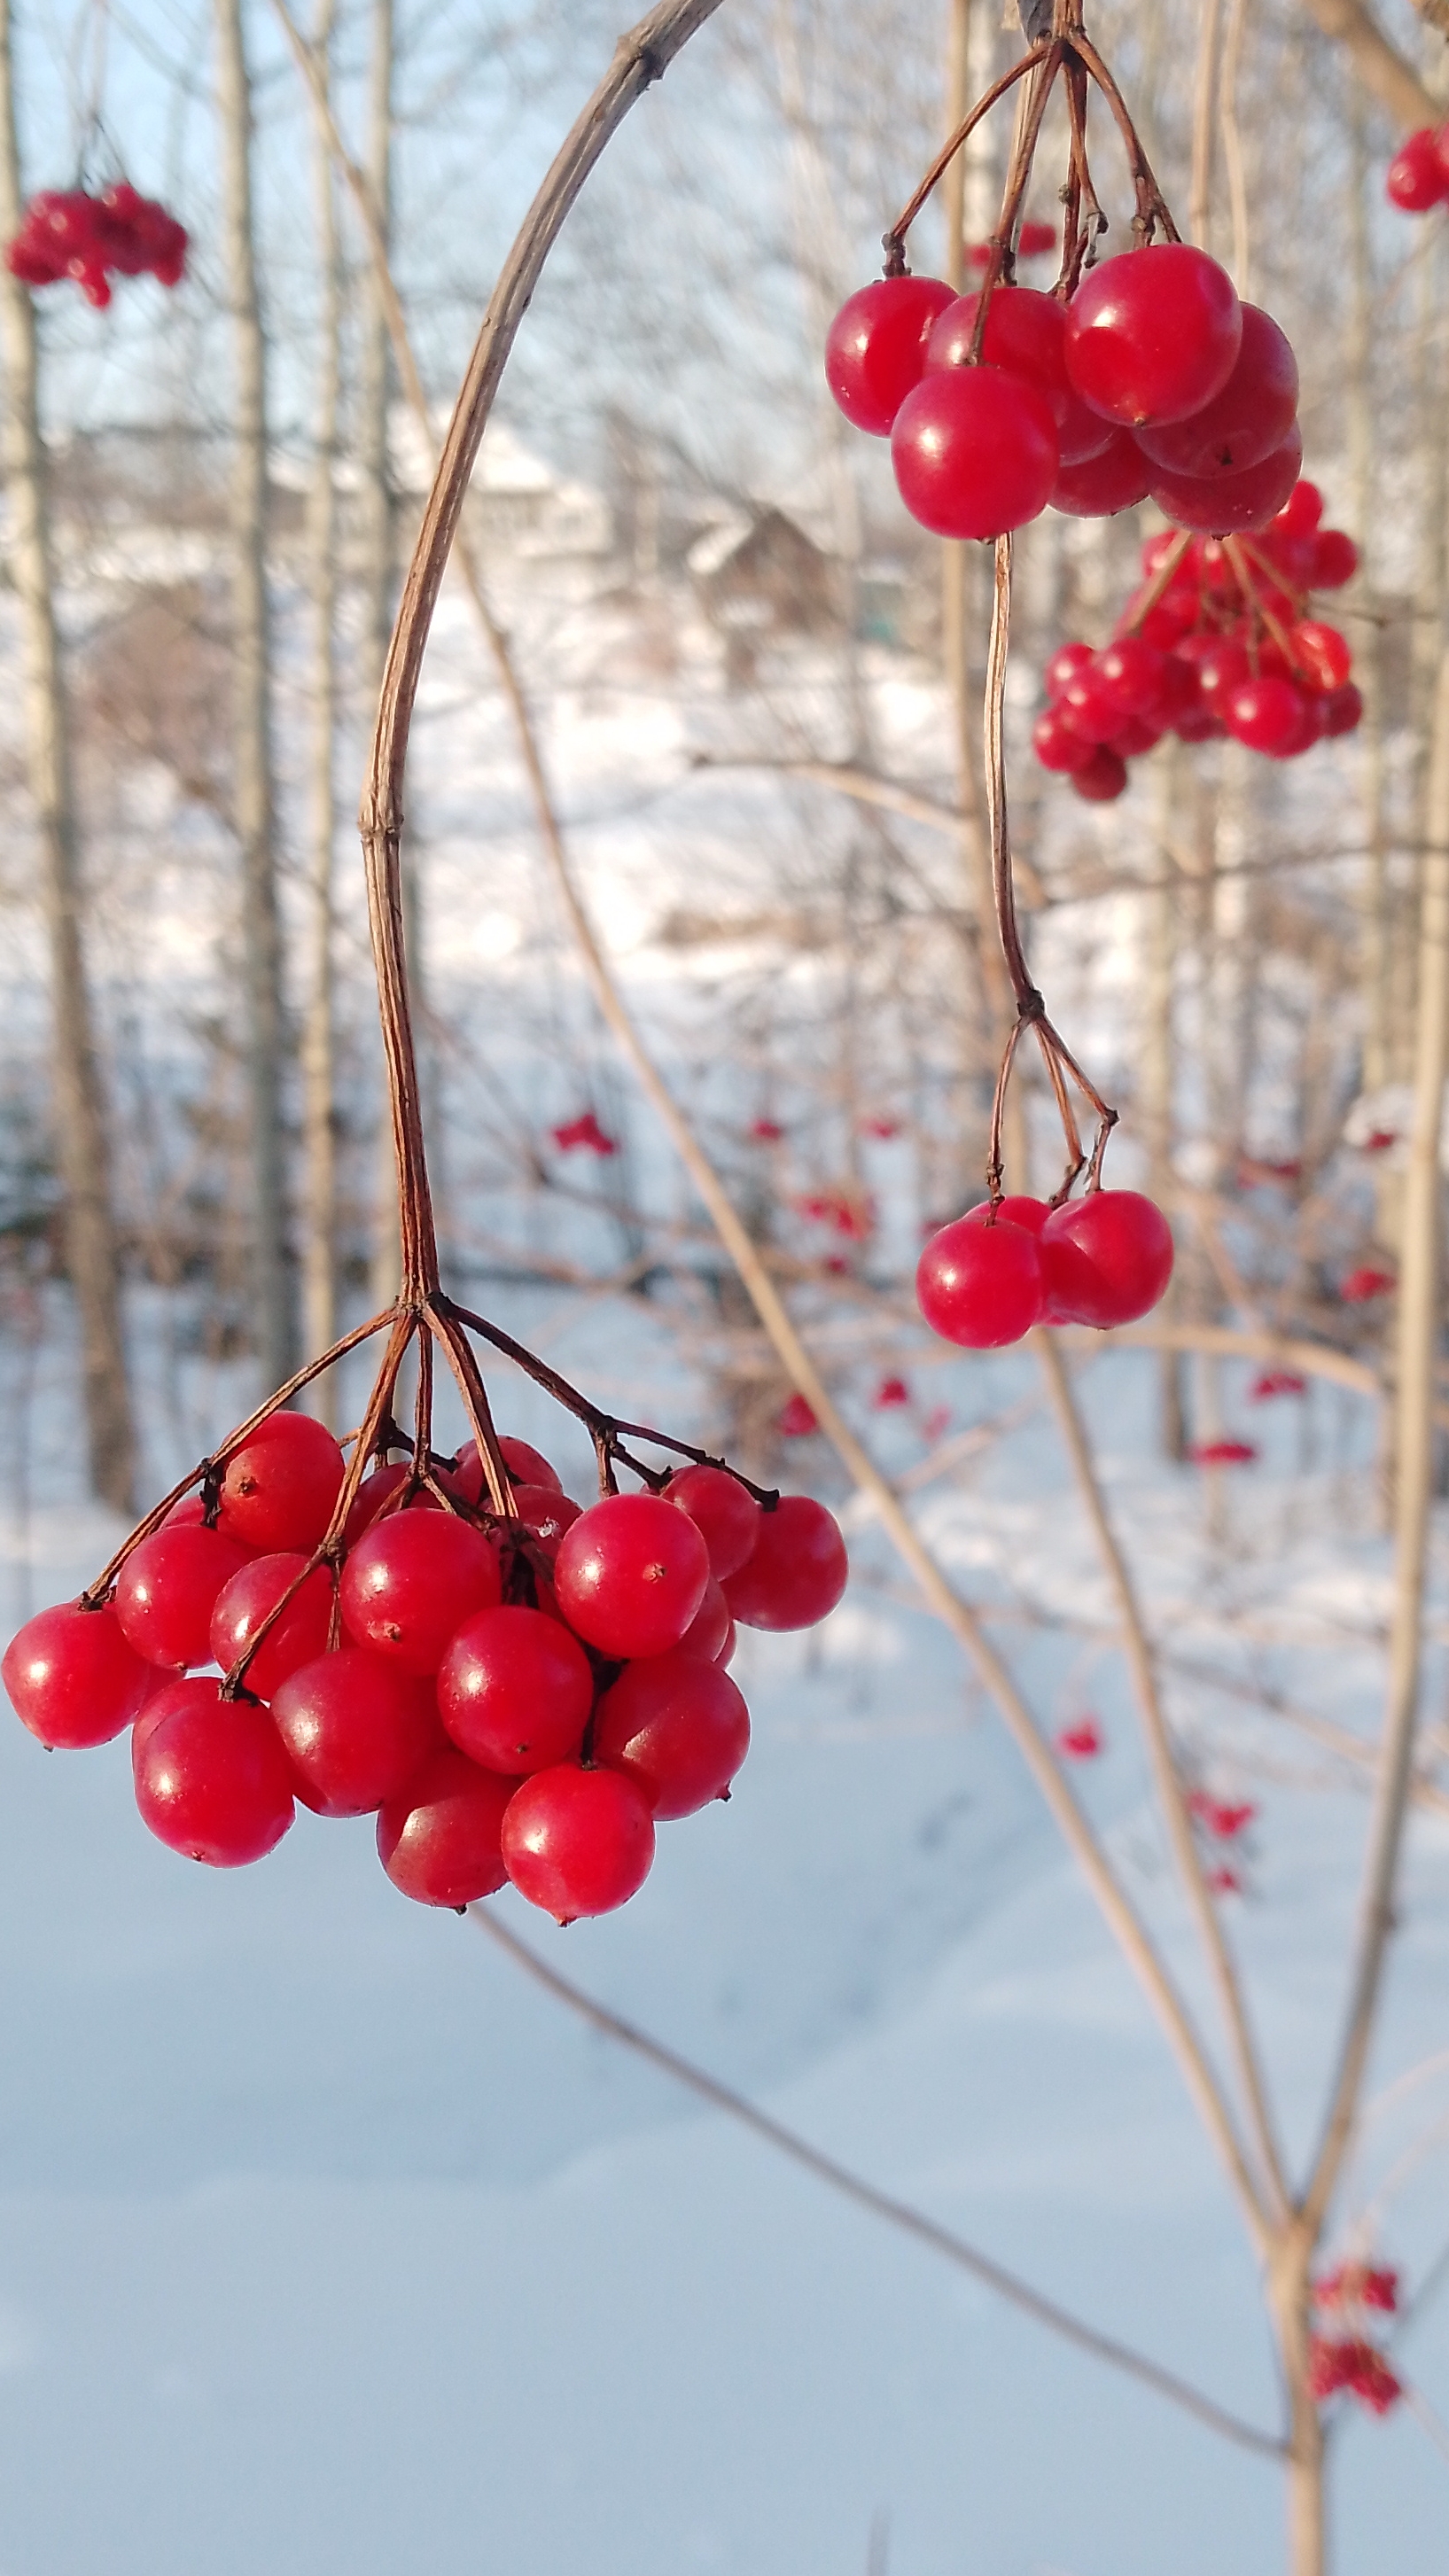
[3,1283,1449,2576]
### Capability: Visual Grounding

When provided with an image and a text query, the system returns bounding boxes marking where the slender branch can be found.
[1298,0,1445,130]
[471,1907,1285,2459]
[1033,1332,1290,2225]
[884,44,1053,264]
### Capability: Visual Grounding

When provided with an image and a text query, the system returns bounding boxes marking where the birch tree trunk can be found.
[301,0,340,1420]
[217,0,296,1393]
[0,0,135,1512]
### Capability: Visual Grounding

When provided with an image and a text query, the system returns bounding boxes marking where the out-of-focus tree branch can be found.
[1299,0,1442,128]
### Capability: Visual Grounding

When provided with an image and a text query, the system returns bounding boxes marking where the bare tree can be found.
[0,0,135,1511]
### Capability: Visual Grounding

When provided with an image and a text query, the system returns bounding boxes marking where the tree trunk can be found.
[301,0,341,1420]
[216,0,296,1393]
[0,0,135,1512]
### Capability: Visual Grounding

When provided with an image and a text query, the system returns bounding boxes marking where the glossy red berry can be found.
[210,1553,334,1700]
[133,1677,295,1866]
[1387,128,1449,212]
[3,1599,153,1748]
[1040,1191,1174,1327]
[1223,675,1305,752]
[553,1492,710,1659]
[436,1604,593,1773]
[825,275,956,433]
[1033,707,1095,774]
[1070,744,1129,801]
[501,1763,656,1920]
[218,1409,345,1552]
[891,367,1059,539]
[1310,527,1359,589]
[1135,304,1297,479]
[1049,430,1151,518]
[1045,641,1095,698]
[377,1744,517,1905]
[340,1511,502,1672]
[271,1649,440,1815]
[593,1650,751,1818]
[502,1483,580,1554]
[113,1522,252,1669]
[926,284,1110,465]
[1151,425,1303,535]
[664,1461,761,1579]
[454,1433,565,1501]
[676,1576,734,1662]
[1094,637,1168,717]
[1290,620,1352,694]
[1322,681,1364,736]
[722,1495,848,1631]
[1064,246,1242,426]
[917,1210,1044,1345]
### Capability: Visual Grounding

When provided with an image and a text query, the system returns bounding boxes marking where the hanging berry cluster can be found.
[1385,122,1449,214]
[1033,479,1362,802]
[1306,2261,1403,2416]
[6,182,187,307]
[825,13,1303,547]
[4,1363,846,1923]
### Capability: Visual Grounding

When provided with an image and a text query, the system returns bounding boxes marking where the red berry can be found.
[664,1461,761,1580]
[436,1604,593,1773]
[1094,636,1168,717]
[271,1649,440,1814]
[377,1744,517,1905]
[342,1460,440,1546]
[593,1650,751,1818]
[1290,620,1352,694]
[1045,641,1096,699]
[825,275,956,434]
[340,1512,502,1673]
[1033,706,1095,774]
[3,1599,153,1748]
[1064,246,1242,427]
[210,1553,334,1700]
[917,1211,1044,1345]
[926,284,1109,466]
[891,367,1059,540]
[502,1483,580,1554]
[1135,304,1297,479]
[1040,1191,1174,1327]
[1322,681,1363,736]
[1223,675,1305,752]
[133,1677,295,1866]
[676,1575,734,1662]
[552,1492,710,1659]
[1151,427,1303,535]
[1387,128,1449,213]
[1070,744,1130,801]
[1276,479,1324,536]
[1195,638,1252,708]
[1058,659,1126,744]
[1310,527,1359,589]
[218,1409,345,1552]
[454,1433,565,1500]
[722,1495,847,1631]
[501,1764,656,1919]
[1049,430,1151,518]
[113,1522,253,1669]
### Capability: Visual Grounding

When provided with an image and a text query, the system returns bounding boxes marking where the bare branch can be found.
[1298,0,1444,130]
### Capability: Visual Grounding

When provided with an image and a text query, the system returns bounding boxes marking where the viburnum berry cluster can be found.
[916,1187,1172,1349]
[1033,480,1362,803]
[1385,122,1449,214]
[3,1375,846,1922]
[825,10,1303,547]
[1305,2258,1403,2416]
[6,182,187,307]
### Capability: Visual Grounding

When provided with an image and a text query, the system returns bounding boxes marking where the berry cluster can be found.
[827,248,1306,545]
[550,1110,618,1157]
[1306,2260,1402,2414]
[1186,1789,1256,1841]
[1033,481,1361,803]
[916,1187,1172,1350]
[1386,124,1449,214]
[6,183,187,307]
[3,1412,846,1924]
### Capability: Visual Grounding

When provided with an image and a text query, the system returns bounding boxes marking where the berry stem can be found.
[882,42,1053,271]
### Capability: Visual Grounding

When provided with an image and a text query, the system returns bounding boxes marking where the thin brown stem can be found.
[884,43,1053,266]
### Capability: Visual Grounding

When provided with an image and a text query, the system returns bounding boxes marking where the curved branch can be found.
[472,1906,1285,2460]
[1299,0,1444,129]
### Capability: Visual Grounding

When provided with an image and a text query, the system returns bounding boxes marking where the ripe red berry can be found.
[664,1461,762,1579]
[3,1599,154,1748]
[1033,706,1095,774]
[340,1511,502,1673]
[1094,636,1167,717]
[1387,128,1449,213]
[1057,658,1126,743]
[342,1459,440,1546]
[917,1210,1044,1345]
[552,1491,710,1659]
[218,1409,345,1552]
[1290,620,1352,694]
[271,1649,440,1815]
[676,1576,734,1662]
[1064,246,1242,427]
[593,1650,751,1818]
[1070,744,1130,802]
[926,284,1111,467]
[133,1677,295,1866]
[1135,304,1297,479]
[502,1483,580,1554]
[502,1763,656,1920]
[436,1604,594,1773]
[210,1553,334,1699]
[722,1494,848,1631]
[1040,1191,1174,1327]
[1049,429,1151,518]
[1310,527,1359,589]
[891,366,1059,539]
[377,1744,517,1905]
[1151,425,1303,535]
[1322,681,1364,736]
[1223,675,1305,752]
[825,275,956,434]
[113,1522,252,1669]
[454,1433,565,1501]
